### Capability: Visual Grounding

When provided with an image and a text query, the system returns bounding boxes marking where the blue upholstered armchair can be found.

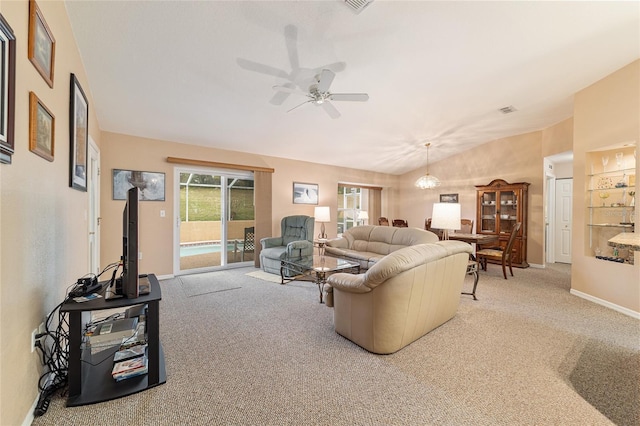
[260,215,315,277]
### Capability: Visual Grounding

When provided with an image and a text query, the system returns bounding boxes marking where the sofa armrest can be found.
[261,236,283,249]
[326,273,371,294]
[326,237,348,249]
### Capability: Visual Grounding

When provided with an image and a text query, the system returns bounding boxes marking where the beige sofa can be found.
[324,225,439,270]
[326,241,472,354]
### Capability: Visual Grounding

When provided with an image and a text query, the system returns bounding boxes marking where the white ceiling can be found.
[64,1,639,175]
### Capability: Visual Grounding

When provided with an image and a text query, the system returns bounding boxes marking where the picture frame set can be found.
[69,74,89,191]
[439,193,459,203]
[0,13,16,164]
[293,182,319,205]
[113,169,166,201]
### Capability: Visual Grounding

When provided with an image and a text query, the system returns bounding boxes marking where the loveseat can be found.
[327,240,472,354]
[324,225,439,269]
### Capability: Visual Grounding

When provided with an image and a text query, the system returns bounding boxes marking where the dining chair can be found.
[476,222,521,279]
[392,219,408,227]
[425,218,444,240]
[460,219,474,234]
[378,217,389,226]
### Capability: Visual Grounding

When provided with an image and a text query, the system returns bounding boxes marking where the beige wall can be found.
[399,130,546,265]
[0,1,101,425]
[1,2,637,424]
[99,132,400,276]
[572,60,640,314]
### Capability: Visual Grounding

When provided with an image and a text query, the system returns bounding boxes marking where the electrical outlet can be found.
[31,322,46,352]
[31,328,38,353]
[139,252,143,260]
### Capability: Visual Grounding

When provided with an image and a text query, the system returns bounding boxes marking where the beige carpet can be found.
[33,264,639,425]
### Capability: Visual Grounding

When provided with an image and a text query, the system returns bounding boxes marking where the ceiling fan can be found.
[272,69,369,119]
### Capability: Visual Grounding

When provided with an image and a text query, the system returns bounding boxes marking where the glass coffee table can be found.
[280,255,360,303]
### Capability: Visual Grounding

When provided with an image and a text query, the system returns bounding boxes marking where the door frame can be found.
[173,166,254,275]
[88,137,100,275]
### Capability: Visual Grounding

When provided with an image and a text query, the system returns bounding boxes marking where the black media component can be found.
[122,186,139,298]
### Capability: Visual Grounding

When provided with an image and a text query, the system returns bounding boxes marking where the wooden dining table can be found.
[448,233,499,246]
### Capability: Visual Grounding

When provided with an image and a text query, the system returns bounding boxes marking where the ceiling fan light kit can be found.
[273,69,368,119]
[415,143,441,189]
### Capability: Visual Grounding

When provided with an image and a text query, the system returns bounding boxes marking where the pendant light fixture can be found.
[415,142,441,189]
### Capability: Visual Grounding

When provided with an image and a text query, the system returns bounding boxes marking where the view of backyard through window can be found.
[179,172,254,271]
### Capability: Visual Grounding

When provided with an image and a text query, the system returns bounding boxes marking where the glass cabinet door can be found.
[498,190,518,234]
[479,190,497,232]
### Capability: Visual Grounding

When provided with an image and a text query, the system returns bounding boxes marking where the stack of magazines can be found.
[111,344,148,381]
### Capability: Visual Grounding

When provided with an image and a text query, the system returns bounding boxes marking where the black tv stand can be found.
[61,273,166,406]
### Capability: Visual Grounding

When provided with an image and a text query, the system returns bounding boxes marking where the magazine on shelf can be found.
[112,352,148,381]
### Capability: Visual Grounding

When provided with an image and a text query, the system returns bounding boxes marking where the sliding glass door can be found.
[176,168,254,274]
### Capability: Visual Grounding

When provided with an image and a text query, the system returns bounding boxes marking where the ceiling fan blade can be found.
[313,62,347,74]
[329,93,369,102]
[287,99,312,113]
[284,25,300,71]
[272,85,308,96]
[316,69,335,93]
[236,58,289,79]
[321,102,341,119]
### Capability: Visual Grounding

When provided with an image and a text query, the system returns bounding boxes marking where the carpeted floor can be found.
[33,263,639,425]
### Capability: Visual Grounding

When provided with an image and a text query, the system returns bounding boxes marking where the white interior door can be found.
[554,178,572,263]
[88,138,100,275]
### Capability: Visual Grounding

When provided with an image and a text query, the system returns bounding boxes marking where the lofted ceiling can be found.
[64,1,639,175]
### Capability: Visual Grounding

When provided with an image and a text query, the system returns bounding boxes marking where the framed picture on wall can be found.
[0,14,16,164]
[29,92,55,162]
[439,193,458,203]
[113,169,166,201]
[28,0,55,88]
[69,74,89,191]
[293,182,319,205]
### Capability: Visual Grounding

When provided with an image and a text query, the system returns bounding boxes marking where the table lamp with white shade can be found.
[431,203,461,240]
[358,210,369,226]
[314,206,330,240]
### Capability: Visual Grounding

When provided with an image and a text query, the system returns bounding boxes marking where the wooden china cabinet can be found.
[476,179,530,268]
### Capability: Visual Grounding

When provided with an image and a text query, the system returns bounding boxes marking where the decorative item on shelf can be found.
[598,191,610,206]
[629,191,635,207]
[596,176,613,189]
[314,206,330,239]
[615,179,627,188]
[431,202,461,240]
[415,143,441,189]
[615,152,623,169]
[602,155,609,172]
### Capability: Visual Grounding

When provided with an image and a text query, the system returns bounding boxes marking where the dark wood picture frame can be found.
[440,193,459,203]
[292,182,319,205]
[28,0,55,88]
[69,74,88,191]
[29,92,55,162]
[0,14,16,164]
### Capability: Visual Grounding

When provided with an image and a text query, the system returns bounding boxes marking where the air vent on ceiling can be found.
[344,0,374,14]
[499,105,518,114]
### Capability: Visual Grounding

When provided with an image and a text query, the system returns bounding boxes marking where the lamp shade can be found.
[357,211,369,220]
[314,206,330,222]
[431,203,461,231]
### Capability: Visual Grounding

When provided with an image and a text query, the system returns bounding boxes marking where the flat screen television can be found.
[122,186,139,298]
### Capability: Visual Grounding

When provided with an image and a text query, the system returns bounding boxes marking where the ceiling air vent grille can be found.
[499,105,517,114]
[344,0,374,14]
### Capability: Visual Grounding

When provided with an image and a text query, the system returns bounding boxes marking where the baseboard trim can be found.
[570,289,640,319]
